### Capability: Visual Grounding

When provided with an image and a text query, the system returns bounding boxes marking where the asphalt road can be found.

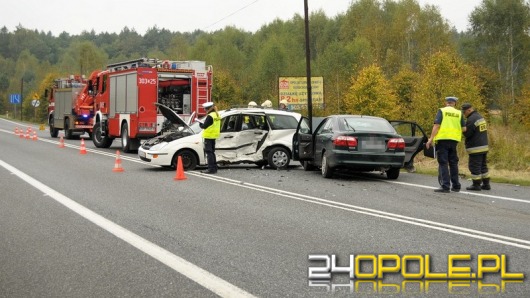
[1,118,529,297]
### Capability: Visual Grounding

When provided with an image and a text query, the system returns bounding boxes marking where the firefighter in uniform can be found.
[261,100,273,108]
[426,96,466,193]
[279,99,289,111]
[199,102,221,174]
[461,103,490,191]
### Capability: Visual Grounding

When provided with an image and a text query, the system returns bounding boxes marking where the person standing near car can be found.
[461,103,490,191]
[199,102,221,174]
[425,96,466,193]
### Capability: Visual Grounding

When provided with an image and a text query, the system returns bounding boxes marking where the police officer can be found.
[199,102,221,174]
[426,96,466,193]
[461,103,490,191]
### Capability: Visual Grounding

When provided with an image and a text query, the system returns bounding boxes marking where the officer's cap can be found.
[445,96,458,102]
[461,103,472,111]
[202,102,214,109]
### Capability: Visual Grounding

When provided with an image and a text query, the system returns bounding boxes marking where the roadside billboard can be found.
[278,77,324,110]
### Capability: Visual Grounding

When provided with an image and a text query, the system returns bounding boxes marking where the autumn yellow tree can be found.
[514,85,530,129]
[211,69,243,108]
[391,66,420,120]
[411,51,484,131]
[36,72,60,123]
[344,64,401,119]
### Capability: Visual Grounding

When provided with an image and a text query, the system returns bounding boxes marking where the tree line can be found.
[1,0,529,132]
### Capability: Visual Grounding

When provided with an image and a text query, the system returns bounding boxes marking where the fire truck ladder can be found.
[107,58,160,72]
[196,71,211,109]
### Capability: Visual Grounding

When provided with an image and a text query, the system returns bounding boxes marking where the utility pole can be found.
[304,0,313,131]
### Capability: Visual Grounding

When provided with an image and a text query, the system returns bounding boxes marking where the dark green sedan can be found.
[293,115,426,179]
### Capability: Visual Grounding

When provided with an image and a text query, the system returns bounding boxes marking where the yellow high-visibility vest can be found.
[434,107,462,142]
[202,112,221,139]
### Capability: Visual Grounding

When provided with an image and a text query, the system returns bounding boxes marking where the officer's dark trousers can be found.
[468,153,489,180]
[436,140,461,190]
[204,139,217,172]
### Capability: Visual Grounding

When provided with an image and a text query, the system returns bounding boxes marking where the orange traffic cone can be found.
[14,127,19,136]
[112,150,125,172]
[173,155,187,180]
[79,139,87,154]
[32,131,38,141]
[58,136,65,148]
[25,128,31,139]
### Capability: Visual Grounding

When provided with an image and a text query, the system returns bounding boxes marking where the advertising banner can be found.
[278,77,324,110]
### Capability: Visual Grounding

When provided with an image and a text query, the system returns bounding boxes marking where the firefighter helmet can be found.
[261,100,272,108]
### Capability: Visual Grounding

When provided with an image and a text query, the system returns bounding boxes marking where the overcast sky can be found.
[3,0,481,36]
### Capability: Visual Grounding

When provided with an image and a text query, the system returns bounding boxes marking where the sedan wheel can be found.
[321,153,333,178]
[386,167,400,180]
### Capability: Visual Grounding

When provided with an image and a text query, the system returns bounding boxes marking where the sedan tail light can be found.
[387,138,405,151]
[333,136,358,148]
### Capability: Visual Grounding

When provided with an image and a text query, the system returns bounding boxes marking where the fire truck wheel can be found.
[92,122,113,148]
[121,124,133,153]
[64,120,73,139]
[173,150,198,170]
[49,117,59,138]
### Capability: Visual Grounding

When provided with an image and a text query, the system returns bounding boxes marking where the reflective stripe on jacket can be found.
[202,112,221,139]
[434,106,463,142]
[463,111,489,154]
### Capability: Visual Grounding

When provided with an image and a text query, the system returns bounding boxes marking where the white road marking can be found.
[390,180,530,204]
[0,160,256,298]
[196,174,530,250]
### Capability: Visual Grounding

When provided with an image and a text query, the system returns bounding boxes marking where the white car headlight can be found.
[150,142,168,151]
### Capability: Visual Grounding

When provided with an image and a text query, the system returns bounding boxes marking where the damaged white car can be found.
[138,104,302,170]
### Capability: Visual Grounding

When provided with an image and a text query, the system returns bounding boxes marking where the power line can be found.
[202,0,261,31]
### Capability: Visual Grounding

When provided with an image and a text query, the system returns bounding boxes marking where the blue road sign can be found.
[10,94,21,104]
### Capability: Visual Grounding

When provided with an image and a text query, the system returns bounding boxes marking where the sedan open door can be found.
[292,117,314,161]
[389,120,428,167]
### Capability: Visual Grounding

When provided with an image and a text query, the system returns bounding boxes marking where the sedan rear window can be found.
[340,117,396,133]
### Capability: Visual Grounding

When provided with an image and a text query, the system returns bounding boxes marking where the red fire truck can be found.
[47,58,213,152]
[47,75,90,139]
